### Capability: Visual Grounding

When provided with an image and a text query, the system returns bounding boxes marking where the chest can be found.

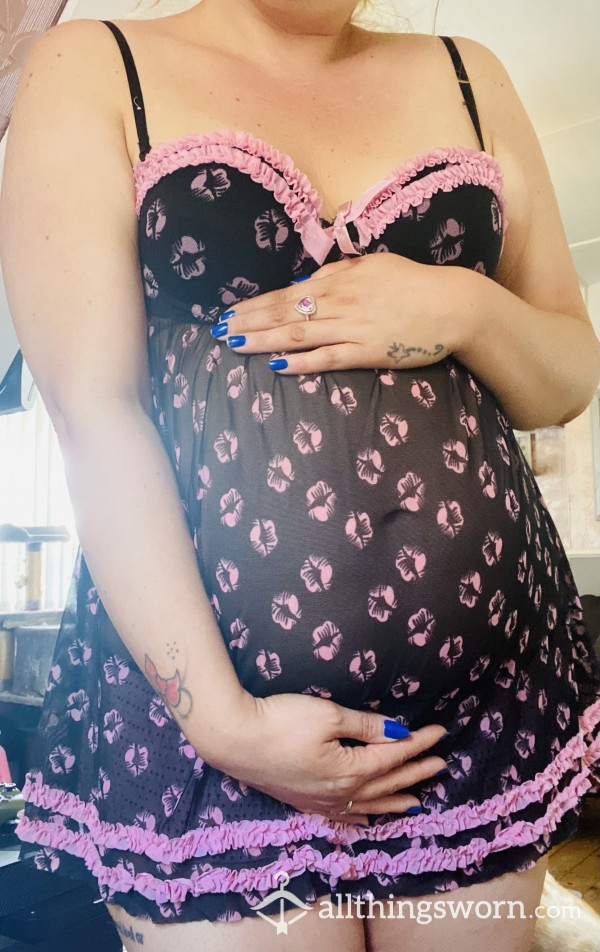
[135,140,505,326]
[121,28,486,221]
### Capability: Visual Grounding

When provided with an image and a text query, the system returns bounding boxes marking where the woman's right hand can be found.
[201,690,450,825]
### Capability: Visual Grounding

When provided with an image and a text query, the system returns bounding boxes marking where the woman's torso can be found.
[106,15,501,224]
[93,15,562,723]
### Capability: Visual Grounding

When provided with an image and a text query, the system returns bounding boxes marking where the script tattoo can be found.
[114,921,145,945]
[144,652,193,719]
[387,341,446,363]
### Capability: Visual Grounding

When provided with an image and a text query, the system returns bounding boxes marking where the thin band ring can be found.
[294,294,317,321]
[339,798,353,815]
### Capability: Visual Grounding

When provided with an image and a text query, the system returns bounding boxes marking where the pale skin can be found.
[0,0,594,948]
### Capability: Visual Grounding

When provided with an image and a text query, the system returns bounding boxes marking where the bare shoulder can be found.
[444,36,525,151]
[441,34,508,79]
[14,15,188,135]
[1,16,156,429]
[361,30,516,133]
[11,17,135,141]
[2,17,143,216]
[447,36,586,319]
[22,17,120,88]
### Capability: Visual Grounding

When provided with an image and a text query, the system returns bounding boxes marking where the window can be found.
[0,393,79,612]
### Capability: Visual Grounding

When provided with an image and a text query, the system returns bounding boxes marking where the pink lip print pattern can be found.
[249,519,278,556]
[429,217,466,264]
[312,621,343,660]
[267,454,295,491]
[15,38,600,925]
[397,472,426,511]
[294,421,323,454]
[368,584,398,623]
[300,555,333,592]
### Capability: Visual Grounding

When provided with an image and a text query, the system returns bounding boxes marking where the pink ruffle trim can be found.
[16,698,600,902]
[133,128,327,263]
[354,156,507,248]
[134,127,321,215]
[132,128,507,265]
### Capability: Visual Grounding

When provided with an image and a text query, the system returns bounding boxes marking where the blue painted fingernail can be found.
[227,335,246,348]
[435,767,449,776]
[211,322,228,338]
[383,720,410,739]
[222,309,236,319]
[269,358,288,370]
[440,732,451,741]
[291,274,311,283]
[405,805,423,815]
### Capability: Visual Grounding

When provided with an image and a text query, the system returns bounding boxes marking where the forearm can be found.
[450,268,600,431]
[57,402,250,760]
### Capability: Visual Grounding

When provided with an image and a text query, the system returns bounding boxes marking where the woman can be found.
[1,1,599,950]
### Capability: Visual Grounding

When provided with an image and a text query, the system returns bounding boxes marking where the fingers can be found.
[344,723,450,783]
[337,814,372,826]
[331,706,419,746]
[225,313,341,354]
[211,284,331,338]
[325,790,423,825]
[329,754,450,821]
[342,793,424,817]
[227,329,374,378]
[349,754,448,804]
[270,342,369,375]
[209,259,361,338]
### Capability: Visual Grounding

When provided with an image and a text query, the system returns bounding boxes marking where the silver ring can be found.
[294,294,317,321]
[339,798,353,815]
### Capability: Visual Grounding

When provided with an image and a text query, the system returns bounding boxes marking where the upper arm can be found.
[0,18,153,438]
[451,35,590,325]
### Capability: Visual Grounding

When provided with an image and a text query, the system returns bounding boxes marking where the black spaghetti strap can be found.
[439,36,486,153]
[100,20,152,161]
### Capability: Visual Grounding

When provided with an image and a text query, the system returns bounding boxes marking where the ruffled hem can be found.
[13,770,592,903]
[15,698,600,902]
[132,128,506,265]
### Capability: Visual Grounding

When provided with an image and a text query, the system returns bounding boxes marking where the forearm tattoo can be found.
[387,341,446,363]
[144,651,193,718]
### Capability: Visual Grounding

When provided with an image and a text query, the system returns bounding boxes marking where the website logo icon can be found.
[253,871,312,934]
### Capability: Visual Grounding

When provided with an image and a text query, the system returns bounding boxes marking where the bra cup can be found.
[136,151,505,321]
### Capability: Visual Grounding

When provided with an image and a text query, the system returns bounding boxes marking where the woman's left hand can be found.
[211,252,470,374]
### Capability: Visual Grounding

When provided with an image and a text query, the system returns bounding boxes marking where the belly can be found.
[148,320,562,719]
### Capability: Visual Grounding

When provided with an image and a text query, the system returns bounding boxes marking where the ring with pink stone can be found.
[294,294,317,321]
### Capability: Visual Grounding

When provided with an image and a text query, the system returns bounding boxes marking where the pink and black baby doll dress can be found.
[15,21,600,924]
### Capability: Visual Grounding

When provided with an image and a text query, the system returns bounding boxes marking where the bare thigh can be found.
[363,854,549,952]
[105,892,368,952]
